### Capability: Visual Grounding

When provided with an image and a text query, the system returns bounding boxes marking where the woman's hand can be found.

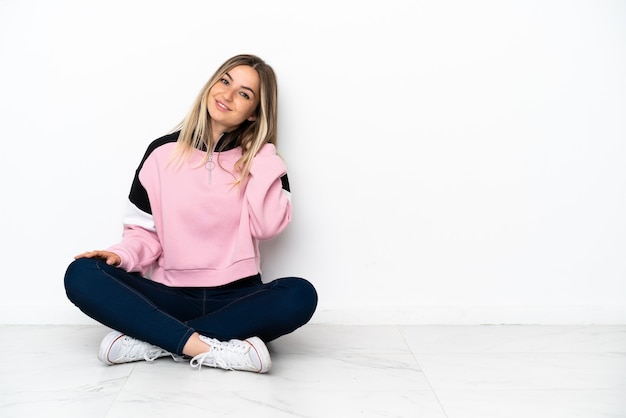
[74,250,121,266]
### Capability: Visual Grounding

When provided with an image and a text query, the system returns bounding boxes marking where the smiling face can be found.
[206,65,260,138]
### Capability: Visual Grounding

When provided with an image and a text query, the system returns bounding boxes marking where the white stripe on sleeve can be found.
[123,202,156,232]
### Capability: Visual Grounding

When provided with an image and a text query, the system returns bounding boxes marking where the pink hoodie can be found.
[107,132,291,287]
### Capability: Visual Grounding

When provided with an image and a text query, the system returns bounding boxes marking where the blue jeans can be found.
[64,258,318,356]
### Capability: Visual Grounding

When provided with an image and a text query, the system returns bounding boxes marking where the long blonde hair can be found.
[170,54,278,185]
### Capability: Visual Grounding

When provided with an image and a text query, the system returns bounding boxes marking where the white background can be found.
[1,0,625,324]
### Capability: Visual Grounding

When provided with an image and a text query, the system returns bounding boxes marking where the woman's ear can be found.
[247,105,259,122]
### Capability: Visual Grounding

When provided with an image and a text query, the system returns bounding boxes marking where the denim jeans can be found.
[64,258,318,355]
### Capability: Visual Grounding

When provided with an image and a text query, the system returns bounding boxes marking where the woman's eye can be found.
[220,78,229,85]
[239,92,250,100]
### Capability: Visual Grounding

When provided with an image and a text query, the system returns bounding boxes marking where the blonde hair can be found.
[170,54,278,185]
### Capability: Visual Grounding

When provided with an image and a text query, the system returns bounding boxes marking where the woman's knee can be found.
[296,277,318,306]
[64,258,99,300]
[280,277,318,321]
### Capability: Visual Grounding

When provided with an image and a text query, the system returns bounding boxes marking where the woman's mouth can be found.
[215,100,230,111]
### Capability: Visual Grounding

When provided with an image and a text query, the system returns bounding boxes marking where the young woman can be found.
[64,54,318,373]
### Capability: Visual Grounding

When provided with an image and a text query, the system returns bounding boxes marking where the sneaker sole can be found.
[245,336,272,373]
[98,331,125,365]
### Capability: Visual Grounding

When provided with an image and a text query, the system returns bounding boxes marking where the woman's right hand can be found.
[74,250,121,266]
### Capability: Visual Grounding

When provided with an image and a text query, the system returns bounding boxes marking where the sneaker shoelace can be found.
[189,338,253,371]
[144,346,171,362]
[118,336,172,362]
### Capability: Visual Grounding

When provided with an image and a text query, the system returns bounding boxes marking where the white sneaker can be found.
[98,331,173,365]
[190,336,271,373]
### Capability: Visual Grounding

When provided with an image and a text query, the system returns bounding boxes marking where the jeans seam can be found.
[202,286,269,318]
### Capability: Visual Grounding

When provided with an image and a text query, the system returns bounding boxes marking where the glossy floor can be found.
[1,324,625,417]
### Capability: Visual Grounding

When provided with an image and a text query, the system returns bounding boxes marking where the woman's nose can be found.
[221,89,234,101]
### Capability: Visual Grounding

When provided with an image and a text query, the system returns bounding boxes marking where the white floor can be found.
[1,324,625,417]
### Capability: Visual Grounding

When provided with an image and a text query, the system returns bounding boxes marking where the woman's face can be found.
[207,65,260,136]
